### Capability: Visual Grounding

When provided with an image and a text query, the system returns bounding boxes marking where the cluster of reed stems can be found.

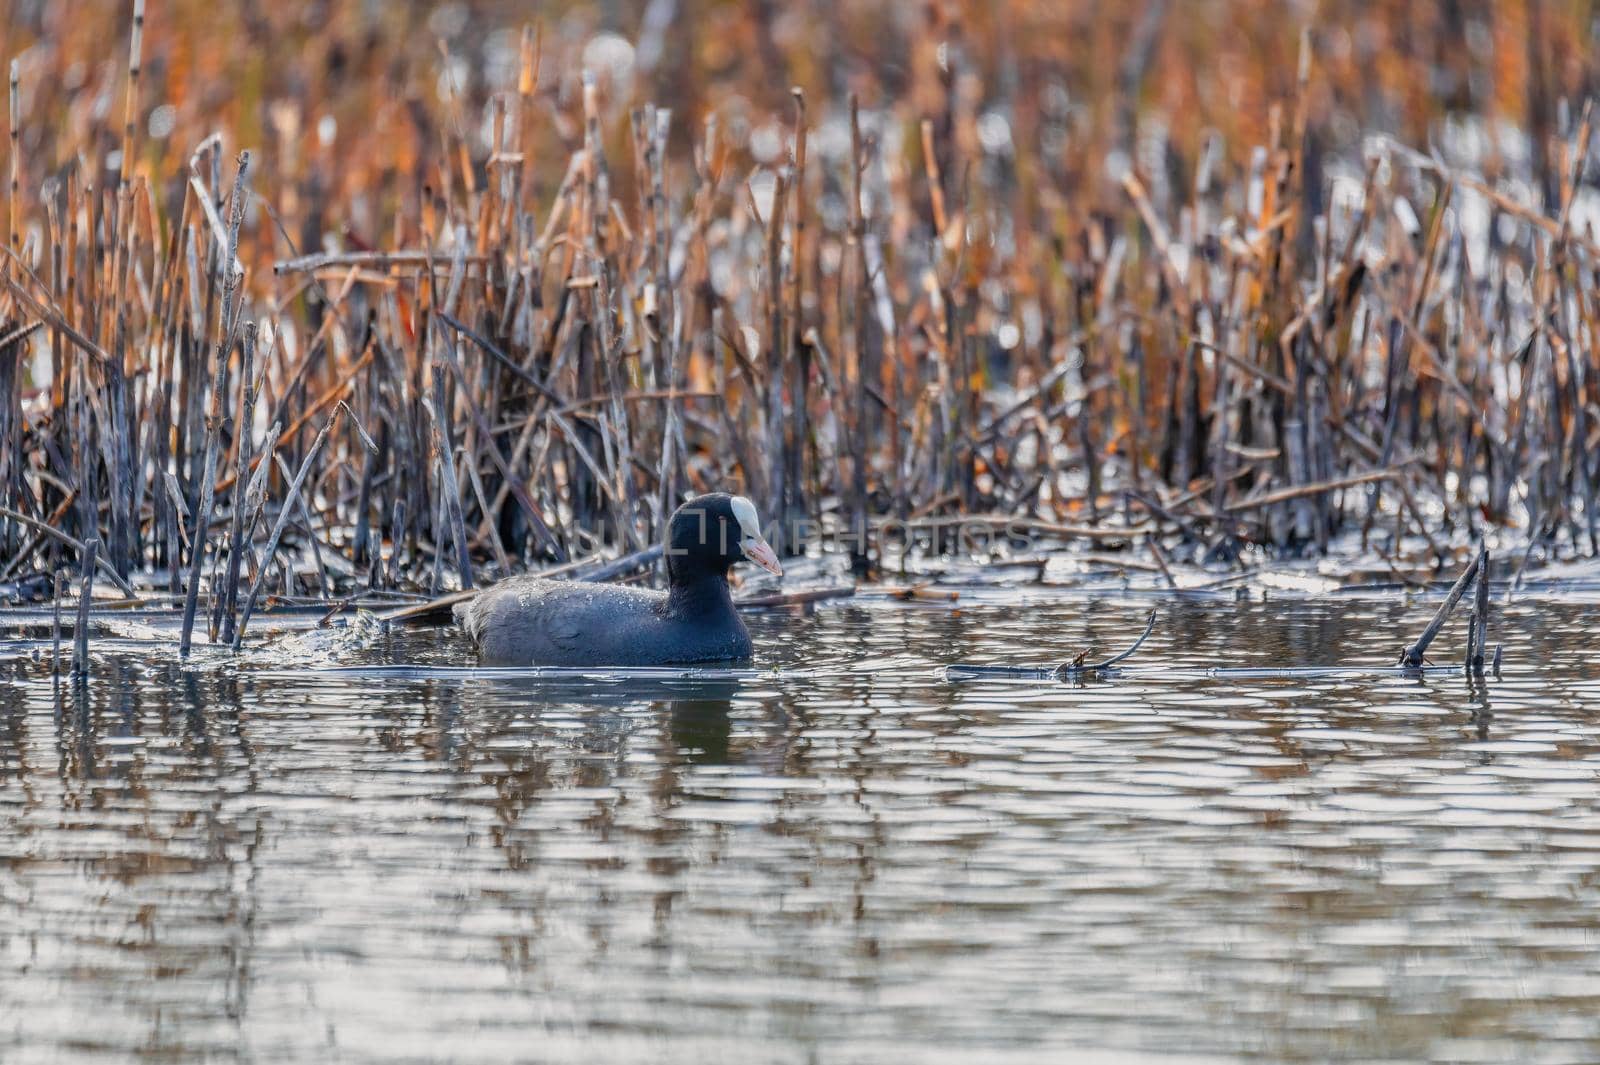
[1,1,1596,647]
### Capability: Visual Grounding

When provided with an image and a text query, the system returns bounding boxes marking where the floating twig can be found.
[944,610,1158,681]
[1057,610,1158,677]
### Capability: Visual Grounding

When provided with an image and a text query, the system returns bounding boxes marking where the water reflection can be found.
[1467,673,1494,752]
[667,694,735,765]
[2,597,1600,1063]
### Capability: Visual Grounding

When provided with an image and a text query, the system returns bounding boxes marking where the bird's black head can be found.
[665,493,783,583]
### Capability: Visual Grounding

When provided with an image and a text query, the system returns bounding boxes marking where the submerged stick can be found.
[1398,549,1482,667]
[944,610,1159,680]
[946,661,1469,683]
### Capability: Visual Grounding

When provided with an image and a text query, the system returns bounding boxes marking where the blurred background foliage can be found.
[2,0,1594,270]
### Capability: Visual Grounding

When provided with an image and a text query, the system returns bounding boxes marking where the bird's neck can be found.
[666,569,737,618]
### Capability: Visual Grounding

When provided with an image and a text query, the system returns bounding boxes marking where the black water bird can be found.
[456,494,783,666]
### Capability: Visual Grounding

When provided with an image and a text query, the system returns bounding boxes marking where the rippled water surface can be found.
[4,593,1600,1064]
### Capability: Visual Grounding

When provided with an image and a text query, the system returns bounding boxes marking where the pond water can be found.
[3,591,1600,1064]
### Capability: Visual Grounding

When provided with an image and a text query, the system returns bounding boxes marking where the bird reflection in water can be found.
[665,694,734,765]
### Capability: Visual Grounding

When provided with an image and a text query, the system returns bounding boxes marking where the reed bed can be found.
[1,1,1597,647]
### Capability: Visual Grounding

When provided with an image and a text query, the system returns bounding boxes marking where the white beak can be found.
[741,536,783,577]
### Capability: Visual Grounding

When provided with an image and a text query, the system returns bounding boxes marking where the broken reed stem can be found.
[1470,547,1490,676]
[272,451,330,599]
[5,58,16,284]
[380,542,665,626]
[428,362,473,590]
[51,568,63,687]
[72,538,97,679]
[1464,579,1479,673]
[846,92,870,575]
[0,506,136,598]
[576,542,665,583]
[232,408,341,649]
[179,151,250,658]
[120,0,145,190]
[219,321,259,645]
[1399,548,1483,667]
[786,88,809,536]
[1225,469,1397,512]
[7,59,17,275]
[1146,535,1177,589]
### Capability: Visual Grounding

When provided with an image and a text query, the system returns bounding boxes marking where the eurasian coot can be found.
[455,493,783,666]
